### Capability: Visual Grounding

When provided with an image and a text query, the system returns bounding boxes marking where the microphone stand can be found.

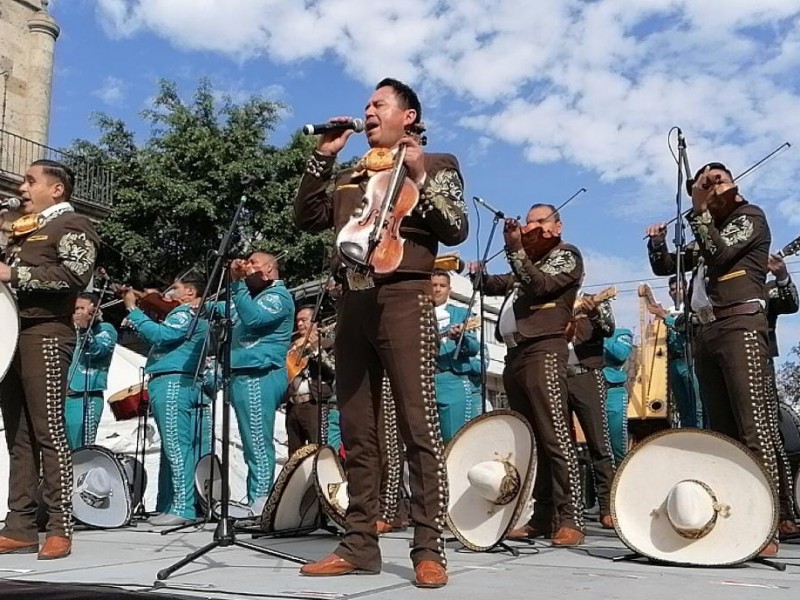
[455,196,505,414]
[157,196,308,581]
[673,129,700,426]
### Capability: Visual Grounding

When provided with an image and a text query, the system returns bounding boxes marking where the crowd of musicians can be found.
[0,77,798,587]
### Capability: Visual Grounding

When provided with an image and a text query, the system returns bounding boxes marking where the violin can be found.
[336,124,427,275]
[104,284,180,322]
[286,323,335,382]
[519,223,561,263]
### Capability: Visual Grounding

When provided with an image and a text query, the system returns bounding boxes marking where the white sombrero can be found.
[72,445,132,529]
[0,281,19,380]
[261,444,320,533]
[194,453,223,510]
[612,429,777,566]
[445,410,535,551]
[313,445,349,529]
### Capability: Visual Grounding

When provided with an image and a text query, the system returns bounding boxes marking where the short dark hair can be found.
[176,272,206,295]
[431,269,451,283]
[668,275,686,288]
[297,305,315,316]
[529,203,561,223]
[31,159,75,201]
[376,78,422,125]
[686,162,734,195]
[77,292,99,306]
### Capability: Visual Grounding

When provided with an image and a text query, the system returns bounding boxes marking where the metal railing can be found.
[0,128,113,207]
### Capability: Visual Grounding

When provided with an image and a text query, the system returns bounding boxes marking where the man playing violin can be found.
[431,269,480,443]
[211,251,294,512]
[646,162,781,554]
[65,292,118,450]
[285,305,335,455]
[123,272,208,526]
[0,159,99,559]
[566,290,616,530]
[294,78,467,587]
[471,203,585,547]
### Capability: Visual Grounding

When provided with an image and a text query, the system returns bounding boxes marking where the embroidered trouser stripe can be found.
[334,280,448,572]
[668,358,704,428]
[378,376,402,524]
[148,374,202,519]
[766,360,796,520]
[64,392,104,450]
[231,368,286,505]
[0,322,75,541]
[434,371,478,444]
[605,386,629,464]
[694,318,780,508]
[504,339,584,532]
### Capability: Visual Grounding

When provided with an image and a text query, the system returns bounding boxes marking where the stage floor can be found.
[1,520,799,599]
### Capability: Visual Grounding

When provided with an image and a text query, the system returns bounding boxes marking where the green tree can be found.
[70,78,336,289]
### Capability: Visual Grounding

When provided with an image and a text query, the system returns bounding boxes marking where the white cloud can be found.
[93,76,127,106]
[94,1,800,209]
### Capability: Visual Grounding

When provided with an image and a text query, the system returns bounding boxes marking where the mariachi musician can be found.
[602,328,635,464]
[295,78,467,587]
[646,162,782,555]
[285,305,335,455]
[566,288,615,529]
[0,159,99,559]
[123,271,209,526]
[471,202,585,547]
[65,292,118,450]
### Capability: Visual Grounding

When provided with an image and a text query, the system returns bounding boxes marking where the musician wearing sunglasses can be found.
[646,162,781,555]
[430,269,481,443]
[0,159,99,560]
[565,289,616,531]
[470,203,585,547]
[123,272,209,527]
[65,292,118,450]
[207,251,294,513]
[294,78,467,588]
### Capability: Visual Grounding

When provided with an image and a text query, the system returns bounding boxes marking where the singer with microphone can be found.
[294,78,467,588]
[0,160,99,560]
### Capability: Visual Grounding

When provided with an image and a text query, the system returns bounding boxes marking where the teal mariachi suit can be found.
[435,304,481,443]
[663,312,703,428]
[127,304,209,520]
[65,321,117,450]
[213,279,294,507]
[602,328,634,464]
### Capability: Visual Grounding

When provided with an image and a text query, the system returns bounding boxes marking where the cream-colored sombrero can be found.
[261,444,320,533]
[313,445,349,529]
[445,410,535,551]
[612,429,777,566]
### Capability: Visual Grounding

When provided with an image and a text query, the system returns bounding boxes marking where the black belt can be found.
[712,300,763,320]
[607,381,626,388]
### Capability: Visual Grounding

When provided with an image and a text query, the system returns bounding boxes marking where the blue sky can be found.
[46,0,800,357]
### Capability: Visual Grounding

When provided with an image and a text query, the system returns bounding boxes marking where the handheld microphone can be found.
[302,118,365,136]
[0,197,21,211]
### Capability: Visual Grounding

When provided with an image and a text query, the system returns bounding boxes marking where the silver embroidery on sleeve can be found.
[688,210,717,254]
[720,215,754,247]
[418,168,466,227]
[58,232,97,277]
[539,248,578,276]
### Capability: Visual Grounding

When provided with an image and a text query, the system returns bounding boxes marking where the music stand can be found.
[156,196,308,581]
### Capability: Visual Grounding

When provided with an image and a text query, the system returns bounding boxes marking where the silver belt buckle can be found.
[345,268,375,291]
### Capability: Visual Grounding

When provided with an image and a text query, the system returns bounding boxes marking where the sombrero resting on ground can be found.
[260,443,320,533]
[313,444,349,530]
[612,428,777,566]
[445,410,535,551]
[72,445,132,529]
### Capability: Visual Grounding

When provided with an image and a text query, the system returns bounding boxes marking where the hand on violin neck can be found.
[122,289,139,311]
[503,218,523,251]
[399,135,426,185]
[230,258,248,281]
[316,116,356,157]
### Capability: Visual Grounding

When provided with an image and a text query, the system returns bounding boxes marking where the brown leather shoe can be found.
[300,553,377,576]
[779,519,799,538]
[600,515,615,530]
[414,560,447,588]
[506,524,550,540]
[375,520,394,534]
[0,535,38,555]
[759,540,779,558]
[552,526,585,547]
[38,536,71,560]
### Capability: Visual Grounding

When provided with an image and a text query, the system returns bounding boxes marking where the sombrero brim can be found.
[261,444,320,533]
[194,453,223,509]
[72,445,132,529]
[612,429,777,566]
[0,282,19,381]
[445,410,535,551]
[313,445,349,529]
